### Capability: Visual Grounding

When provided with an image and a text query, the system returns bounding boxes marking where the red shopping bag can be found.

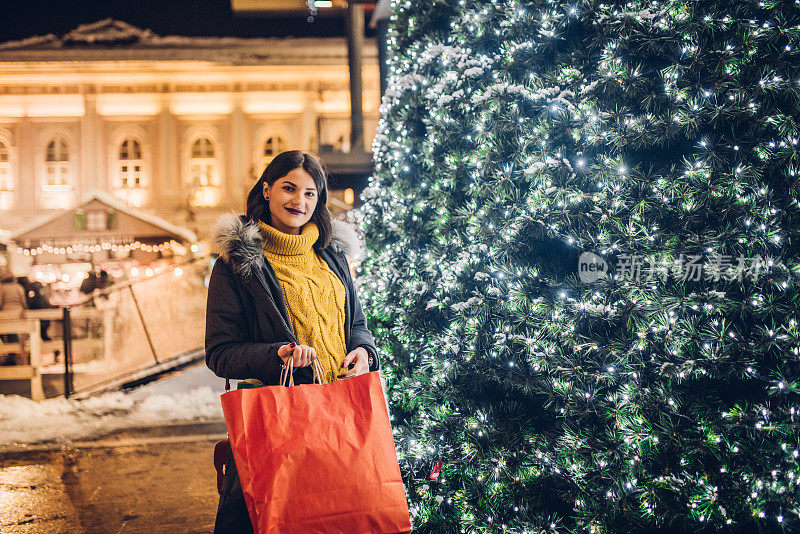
[220,364,411,534]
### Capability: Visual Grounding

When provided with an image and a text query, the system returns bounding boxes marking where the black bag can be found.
[214,451,254,533]
[212,377,261,533]
[213,438,230,494]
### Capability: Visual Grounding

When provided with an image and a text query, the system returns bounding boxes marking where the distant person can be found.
[96,269,112,297]
[0,268,28,349]
[97,269,111,288]
[79,270,98,295]
[16,276,31,297]
[0,269,26,319]
[26,281,55,341]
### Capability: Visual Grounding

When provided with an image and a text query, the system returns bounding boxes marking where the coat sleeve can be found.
[339,252,380,372]
[205,259,286,383]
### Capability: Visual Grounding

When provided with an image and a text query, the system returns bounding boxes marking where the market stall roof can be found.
[11,190,197,247]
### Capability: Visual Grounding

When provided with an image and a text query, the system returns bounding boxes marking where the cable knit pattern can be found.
[258,221,347,382]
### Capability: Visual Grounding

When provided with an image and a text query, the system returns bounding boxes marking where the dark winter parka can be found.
[205,213,379,386]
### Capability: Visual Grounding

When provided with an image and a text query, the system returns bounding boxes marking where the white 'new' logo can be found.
[578,252,608,283]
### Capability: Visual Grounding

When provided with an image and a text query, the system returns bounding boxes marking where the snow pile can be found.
[0,386,223,448]
[63,19,156,46]
[0,34,59,51]
[138,386,223,420]
[0,18,314,52]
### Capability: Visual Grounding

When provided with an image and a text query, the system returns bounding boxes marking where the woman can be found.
[0,269,27,349]
[0,270,26,319]
[205,150,379,532]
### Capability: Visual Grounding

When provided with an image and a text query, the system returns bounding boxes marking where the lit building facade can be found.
[0,19,380,237]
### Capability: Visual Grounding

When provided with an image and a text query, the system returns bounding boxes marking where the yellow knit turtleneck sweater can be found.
[259,221,347,383]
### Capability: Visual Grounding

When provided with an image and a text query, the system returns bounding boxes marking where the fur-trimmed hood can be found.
[209,213,364,278]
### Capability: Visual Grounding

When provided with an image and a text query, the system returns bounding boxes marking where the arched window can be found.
[45,139,70,187]
[188,137,220,206]
[0,141,10,191]
[264,135,286,160]
[190,138,217,187]
[257,134,286,172]
[119,138,144,188]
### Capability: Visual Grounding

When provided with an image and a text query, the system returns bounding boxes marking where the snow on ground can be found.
[126,359,227,401]
[0,362,227,449]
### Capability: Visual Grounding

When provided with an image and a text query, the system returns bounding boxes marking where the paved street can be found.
[0,422,227,533]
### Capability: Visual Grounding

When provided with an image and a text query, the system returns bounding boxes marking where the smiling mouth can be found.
[285,207,305,215]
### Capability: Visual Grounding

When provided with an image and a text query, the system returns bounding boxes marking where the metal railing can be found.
[1,258,211,399]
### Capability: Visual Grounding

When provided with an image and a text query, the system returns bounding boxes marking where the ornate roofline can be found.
[0,19,378,65]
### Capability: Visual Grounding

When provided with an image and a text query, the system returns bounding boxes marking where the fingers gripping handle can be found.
[280,357,295,387]
[280,357,328,387]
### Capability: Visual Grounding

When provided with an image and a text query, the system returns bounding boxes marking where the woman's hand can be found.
[278,342,316,367]
[338,347,370,379]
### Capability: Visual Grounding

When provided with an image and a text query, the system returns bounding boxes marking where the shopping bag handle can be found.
[279,357,328,387]
[311,359,327,384]
[279,358,295,387]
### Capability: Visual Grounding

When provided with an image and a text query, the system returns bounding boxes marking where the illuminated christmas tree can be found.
[355,1,800,531]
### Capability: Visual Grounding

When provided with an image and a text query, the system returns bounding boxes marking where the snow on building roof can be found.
[0,19,248,50]
[370,0,392,27]
[11,190,197,244]
[83,190,198,243]
[0,19,373,65]
[61,19,157,46]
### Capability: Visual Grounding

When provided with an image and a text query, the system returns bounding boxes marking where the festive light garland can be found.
[14,239,187,256]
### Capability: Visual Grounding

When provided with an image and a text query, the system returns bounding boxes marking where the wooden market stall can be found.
[9,190,197,306]
[1,192,201,399]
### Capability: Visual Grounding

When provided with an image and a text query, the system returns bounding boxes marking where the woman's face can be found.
[263,167,319,235]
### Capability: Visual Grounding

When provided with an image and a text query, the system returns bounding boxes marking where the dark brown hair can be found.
[246,150,332,250]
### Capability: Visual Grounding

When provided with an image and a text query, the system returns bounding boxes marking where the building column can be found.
[17,117,35,209]
[80,93,99,197]
[229,97,246,207]
[371,0,391,98]
[346,3,365,153]
[301,91,318,153]
[157,100,178,205]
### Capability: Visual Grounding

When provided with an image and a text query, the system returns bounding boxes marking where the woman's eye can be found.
[283,186,292,191]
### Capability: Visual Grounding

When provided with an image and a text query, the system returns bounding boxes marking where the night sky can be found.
[0,0,376,44]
